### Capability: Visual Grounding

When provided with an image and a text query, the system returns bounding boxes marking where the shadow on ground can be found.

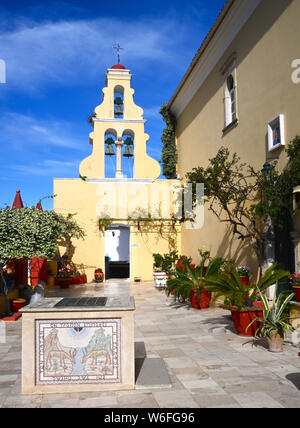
[286,373,300,391]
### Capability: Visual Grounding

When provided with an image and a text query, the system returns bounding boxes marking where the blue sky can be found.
[0,0,225,210]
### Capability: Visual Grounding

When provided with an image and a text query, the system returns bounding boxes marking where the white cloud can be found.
[143,106,161,120]
[9,158,81,177]
[0,112,86,150]
[0,15,194,92]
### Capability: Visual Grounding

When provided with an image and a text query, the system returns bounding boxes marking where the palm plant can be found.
[202,263,290,311]
[246,289,295,339]
[166,257,225,302]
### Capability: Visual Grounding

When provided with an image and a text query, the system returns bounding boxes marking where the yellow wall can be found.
[53,179,181,282]
[170,0,300,276]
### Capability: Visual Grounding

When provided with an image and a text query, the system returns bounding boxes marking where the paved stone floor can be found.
[0,280,300,408]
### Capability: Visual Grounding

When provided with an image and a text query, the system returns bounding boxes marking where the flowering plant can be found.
[289,273,300,287]
[57,267,75,278]
[237,265,250,277]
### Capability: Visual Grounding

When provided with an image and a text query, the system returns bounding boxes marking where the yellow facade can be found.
[54,65,180,282]
[168,0,300,275]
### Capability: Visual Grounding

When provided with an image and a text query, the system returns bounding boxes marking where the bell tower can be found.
[79,62,161,180]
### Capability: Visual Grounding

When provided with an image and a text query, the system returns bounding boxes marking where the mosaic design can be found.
[35,319,121,385]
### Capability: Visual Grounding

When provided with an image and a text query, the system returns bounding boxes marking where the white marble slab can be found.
[20,296,135,313]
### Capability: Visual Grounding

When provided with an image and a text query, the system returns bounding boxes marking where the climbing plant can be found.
[159,103,177,179]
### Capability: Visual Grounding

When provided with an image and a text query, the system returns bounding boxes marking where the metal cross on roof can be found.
[113,43,124,64]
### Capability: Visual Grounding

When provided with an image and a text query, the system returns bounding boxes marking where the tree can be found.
[185,139,300,279]
[0,207,84,315]
[56,213,85,269]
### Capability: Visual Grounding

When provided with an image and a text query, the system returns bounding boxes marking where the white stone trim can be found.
[85,178,156,184]
[267,114,285,152]
[93,118,146,124]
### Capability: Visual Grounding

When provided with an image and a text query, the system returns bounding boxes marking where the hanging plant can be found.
[159,103,177,179]
[97,216,113,234]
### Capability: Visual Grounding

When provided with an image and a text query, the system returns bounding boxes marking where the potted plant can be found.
[289,272,300,302]
[167,257,225,310]
[202,263,290,337]
[237,265,250,286]
[175,255,193,273]
[56,267,74,288]
[246,288,295,352]
[94,268,104,283]
[153,251,178,289]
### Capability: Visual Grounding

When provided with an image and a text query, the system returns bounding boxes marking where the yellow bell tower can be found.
[54,59,181,283]
[79,63,161,180]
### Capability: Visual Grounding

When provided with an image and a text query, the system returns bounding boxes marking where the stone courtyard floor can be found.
[0,280,300,408]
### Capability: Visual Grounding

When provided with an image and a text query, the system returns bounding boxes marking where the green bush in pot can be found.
[202,263,290,311]
[166,257,226,308]
[202,263,290,336]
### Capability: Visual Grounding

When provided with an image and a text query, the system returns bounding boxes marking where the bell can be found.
[114,97,123,106]
[124,137,133,146]
[105,143,115,156]
[115,105,123,116]
[105,137,115,145]
[123,144,134,158]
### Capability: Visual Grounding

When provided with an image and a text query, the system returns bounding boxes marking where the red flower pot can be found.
[176,262,196,273]
[12,298,26,312]
[70,274,87,285]
[252,301,264,308]
[190,289,211,310]
[56,277,72,288]
[292,286,300,303]
[230,306,264,337]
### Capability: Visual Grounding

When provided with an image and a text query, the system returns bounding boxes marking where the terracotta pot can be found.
[266,331,284,353]
[230,306,264,337]
[71,274,87,285]
[292,286,300,303]
[56,277,72,288]
[176,262,196,272]
[252,301,264,308]
[190,289,211,310]
[240,276,249,286]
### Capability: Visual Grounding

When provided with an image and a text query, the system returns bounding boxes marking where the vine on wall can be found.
[159,103,178,179]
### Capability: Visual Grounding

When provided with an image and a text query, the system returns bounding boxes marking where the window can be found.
[267,115,285,152]
[223,70,238,131]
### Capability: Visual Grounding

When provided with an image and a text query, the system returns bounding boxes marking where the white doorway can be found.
[105,225,130,279]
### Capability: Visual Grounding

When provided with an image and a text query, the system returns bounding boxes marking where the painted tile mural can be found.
[35,319,121,385]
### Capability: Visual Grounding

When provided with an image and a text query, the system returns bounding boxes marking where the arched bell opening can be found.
[122,129,135,179]
[114,85,124,119]
[104,129,117,178]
